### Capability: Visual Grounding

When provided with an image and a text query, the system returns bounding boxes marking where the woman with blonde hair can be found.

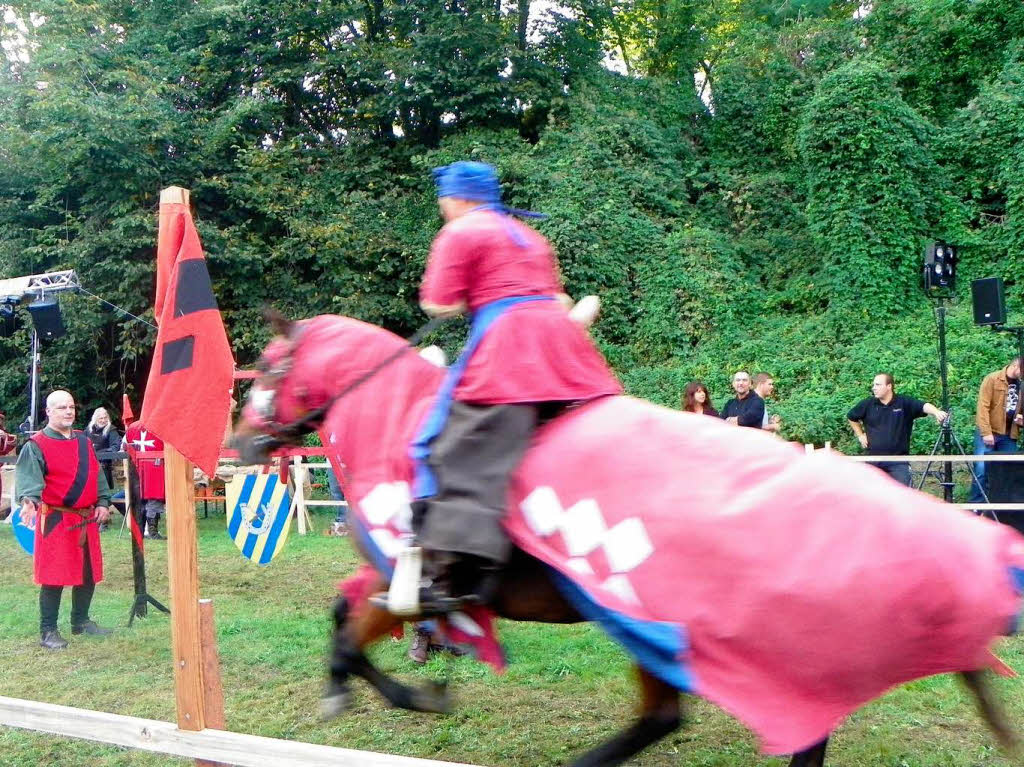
[86,407,121,490]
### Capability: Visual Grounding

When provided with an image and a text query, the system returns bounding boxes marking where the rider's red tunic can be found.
[420,209,621,404]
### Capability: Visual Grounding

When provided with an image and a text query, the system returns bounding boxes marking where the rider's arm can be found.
[420,223,471,319]
[420,300,467,318]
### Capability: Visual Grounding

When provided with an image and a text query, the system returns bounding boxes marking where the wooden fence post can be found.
[164,443,206,732]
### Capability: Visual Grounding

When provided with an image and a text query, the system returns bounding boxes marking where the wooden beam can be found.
[0,696,478,767]
[165,442,206,731]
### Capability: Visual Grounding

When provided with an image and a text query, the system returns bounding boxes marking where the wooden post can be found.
[198,600,225,730]
[292,456,308,535]
[164,443,206,731]
[196,598,227,767]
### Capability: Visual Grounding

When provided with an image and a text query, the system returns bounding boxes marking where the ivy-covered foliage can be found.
[0,0,1023,457]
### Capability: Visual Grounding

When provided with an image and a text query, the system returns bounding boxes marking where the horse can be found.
[233,311,1023,767]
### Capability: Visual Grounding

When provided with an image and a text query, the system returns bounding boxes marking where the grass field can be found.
[1,508,1022,767]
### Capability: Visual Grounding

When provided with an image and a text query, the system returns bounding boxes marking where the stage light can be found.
[922,241,957,293]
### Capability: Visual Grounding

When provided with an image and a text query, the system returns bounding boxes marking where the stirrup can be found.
[368,588,481,617]
[367,546,484,617]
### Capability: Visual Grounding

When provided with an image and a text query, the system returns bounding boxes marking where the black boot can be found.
[372,550,497,616]
[71,620,113,636]
[146,516,164,540]
[39,630,68,650]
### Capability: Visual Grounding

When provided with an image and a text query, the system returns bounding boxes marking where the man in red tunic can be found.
[400,161,622,614]
[123,421,166,539]
[17,389,112,649]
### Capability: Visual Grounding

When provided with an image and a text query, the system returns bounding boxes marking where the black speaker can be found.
[971,277,1006,326]
[27,298,65,341]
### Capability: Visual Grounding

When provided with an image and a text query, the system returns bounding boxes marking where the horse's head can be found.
[233,309,321,464]
[233,308,446,465]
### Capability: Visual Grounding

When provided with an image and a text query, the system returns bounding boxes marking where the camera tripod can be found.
[916,410,995,519]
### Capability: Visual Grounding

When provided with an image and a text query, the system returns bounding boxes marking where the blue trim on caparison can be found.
[348,513,395,579]
[410,295,555,499]
[549,569,695,693]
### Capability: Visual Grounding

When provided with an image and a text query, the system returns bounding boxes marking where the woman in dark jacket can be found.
[682,380,720,417]
[86,407,120,490]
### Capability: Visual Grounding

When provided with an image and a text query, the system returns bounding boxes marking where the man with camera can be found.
[847,373,947,486]
[968,358,1022,505]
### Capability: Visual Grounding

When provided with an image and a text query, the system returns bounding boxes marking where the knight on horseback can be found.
[378,160,622,615]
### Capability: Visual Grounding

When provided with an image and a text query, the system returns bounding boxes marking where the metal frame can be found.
[0,270,82,432]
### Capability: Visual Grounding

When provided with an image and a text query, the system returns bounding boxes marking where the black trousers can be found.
[39,540,97,634]
[418,402,538,564]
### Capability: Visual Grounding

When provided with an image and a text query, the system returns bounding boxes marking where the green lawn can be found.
[1,510,1022,766]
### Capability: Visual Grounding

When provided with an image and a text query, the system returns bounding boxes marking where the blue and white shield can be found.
[12,506,35,555]
[225,473,293,566]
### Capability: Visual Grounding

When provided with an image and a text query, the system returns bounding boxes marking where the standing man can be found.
[17,390,112,649]
[721,371,766,428]
[753,373,782,434]
[124,421,166,540]
[847,373,947,486]
[395,160,622,615]
[968,358,1022,505]
[0,411,18,515]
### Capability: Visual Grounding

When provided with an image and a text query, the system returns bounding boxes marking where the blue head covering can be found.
[433,161,501,204]
[432,161,547,224]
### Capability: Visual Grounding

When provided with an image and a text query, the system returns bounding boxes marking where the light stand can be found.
[920,242,971,503]
[918,298,956,502]
[27,329,40,431]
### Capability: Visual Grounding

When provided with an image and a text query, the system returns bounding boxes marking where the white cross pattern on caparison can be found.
[520,486,653,605]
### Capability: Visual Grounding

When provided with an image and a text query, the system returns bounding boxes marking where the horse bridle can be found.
[245,316,448,455]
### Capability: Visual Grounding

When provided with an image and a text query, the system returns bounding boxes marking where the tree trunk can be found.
[517,0,529,51]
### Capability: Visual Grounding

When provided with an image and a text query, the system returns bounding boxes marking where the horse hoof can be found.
[320,690,352,720]
[411,680,451,714]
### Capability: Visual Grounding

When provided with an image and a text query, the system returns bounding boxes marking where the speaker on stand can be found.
[27,297,66,341]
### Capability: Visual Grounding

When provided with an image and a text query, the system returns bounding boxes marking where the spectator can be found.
[86,407,120,491]
[753,374,782,434]
[968,358,1022,506]
[847,373,947,486]
[681,381,719,417]
[721,371,765,428]
[16,389,113,649]
[123,421,166,539]
[0,411,17,517]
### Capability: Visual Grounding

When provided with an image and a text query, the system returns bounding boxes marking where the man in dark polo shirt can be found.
[721,370,765,429]
[847,373,947,486]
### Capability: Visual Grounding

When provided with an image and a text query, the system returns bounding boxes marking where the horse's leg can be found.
[322,594,451,720]
[569,666,680,767]
[788,737,829,767]
[961,670,1019,752]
